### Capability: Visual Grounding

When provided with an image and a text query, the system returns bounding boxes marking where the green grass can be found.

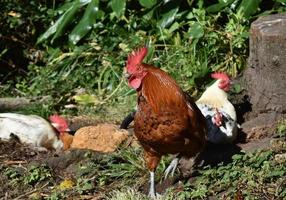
[2,140,285,199]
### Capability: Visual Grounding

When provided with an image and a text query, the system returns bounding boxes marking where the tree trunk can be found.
[0,96,51,111]
[241,14,286,131]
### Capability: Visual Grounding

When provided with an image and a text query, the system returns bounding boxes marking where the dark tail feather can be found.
[120,111,136,129]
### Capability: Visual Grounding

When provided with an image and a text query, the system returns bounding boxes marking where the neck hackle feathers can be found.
[126,47,148,73]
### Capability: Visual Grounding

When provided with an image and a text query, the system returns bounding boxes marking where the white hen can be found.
[196,72,238,144]
[0,113,63,151]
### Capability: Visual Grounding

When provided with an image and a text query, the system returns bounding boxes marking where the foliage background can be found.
[1,0,285,119]
[0,1,286,199]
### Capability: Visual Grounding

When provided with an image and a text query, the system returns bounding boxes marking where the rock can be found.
[241,118,277,141]
[270,138,286,152]
[70,124,129,153]
[274,153,286,164]
[238,137,272,152]
[124,135,141,148]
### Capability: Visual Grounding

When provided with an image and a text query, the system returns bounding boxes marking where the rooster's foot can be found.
[164,157,179,179]
[148,191,161,199]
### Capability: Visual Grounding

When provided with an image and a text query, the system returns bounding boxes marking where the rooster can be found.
[196,72,238,144]
[124,47,207,198]
[0,113,71,151]
[120,72,239,144]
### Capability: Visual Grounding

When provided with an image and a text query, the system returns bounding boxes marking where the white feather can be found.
[0,113,63,151]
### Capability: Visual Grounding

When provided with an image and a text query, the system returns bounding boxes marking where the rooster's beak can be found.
[51,123,59,129]
[123,68,131,79]
[124,73,131,79]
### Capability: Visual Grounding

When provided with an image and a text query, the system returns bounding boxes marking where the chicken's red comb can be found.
[211,72,230,81]
[127,47,148,69]
[49,115,68,129]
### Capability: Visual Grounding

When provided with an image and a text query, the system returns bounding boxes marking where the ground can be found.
[0,117,285,199]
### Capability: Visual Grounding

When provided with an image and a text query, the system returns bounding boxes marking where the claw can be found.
[164,158,179,179]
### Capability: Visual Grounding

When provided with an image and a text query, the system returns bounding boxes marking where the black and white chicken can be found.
[196,72,238,144]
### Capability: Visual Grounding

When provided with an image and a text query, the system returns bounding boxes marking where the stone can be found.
[274,153,286,164]
[70,124,129,153]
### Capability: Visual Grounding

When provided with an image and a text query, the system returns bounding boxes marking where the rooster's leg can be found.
[148,171,157,198]
[164,157,179,179]
[144,150,161,199]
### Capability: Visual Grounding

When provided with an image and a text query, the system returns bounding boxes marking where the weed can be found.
[4,167,22,185]
[178,149,286,199]
[23,165,52,185]
[277,118,286,138]
[75,177,95,195]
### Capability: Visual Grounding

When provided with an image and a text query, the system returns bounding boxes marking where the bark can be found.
[0,96,51,111]
[241,14,286,130]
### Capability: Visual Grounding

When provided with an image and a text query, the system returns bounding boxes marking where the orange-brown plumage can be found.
[125,47,207,197]
[59,133,73,150]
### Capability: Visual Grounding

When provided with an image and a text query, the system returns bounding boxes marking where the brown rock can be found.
[70,124,129,153]
[274,153,286,164]
[270,138,286,152]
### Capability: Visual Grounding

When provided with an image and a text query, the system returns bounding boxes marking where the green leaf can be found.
[232,83,242,94]
[111,0,126,18]
[168,22,180,33]
[73,94,99,105]
[186,22,204,39]
[206,0,235,13]
[237,0,262,18]
[51,0,88,43]
[139,0,157,8]
[275,0,286,3]
[69,0,100,45]
[232,154,243,160]
[267,170,285,178]
[157,7,179,29]
[143,8,155,20]
[37,0,91,44]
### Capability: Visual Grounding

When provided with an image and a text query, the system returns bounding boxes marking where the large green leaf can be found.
[111,0,126,18]
[37,0,91,44]
[206,0,235,13]
[139,0,157,8]
[157,7,179,29]
[143,8,155,20]
[69,0,101,45]
[237,0,262,18]
[275,0,286,3]
[186,22,204,39]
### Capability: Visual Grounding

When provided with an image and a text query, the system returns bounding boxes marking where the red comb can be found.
[49,115,68,129]
[211,72,230,81]
[126,47,148,70]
